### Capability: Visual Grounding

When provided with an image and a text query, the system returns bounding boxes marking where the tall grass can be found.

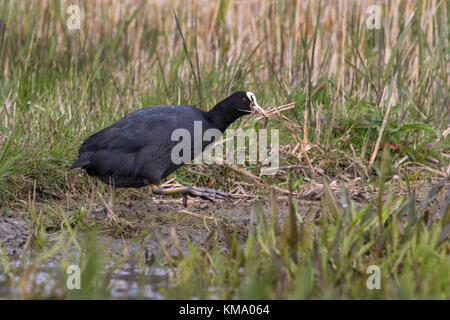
[0,0,448,201]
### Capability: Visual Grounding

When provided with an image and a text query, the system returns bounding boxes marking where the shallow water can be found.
[0,248,171,299]
[0,216,172,299]
[0,261,170,299]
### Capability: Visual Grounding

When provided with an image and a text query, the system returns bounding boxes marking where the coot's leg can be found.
[89,184,116,219]
[151,184,230,207]
[107,178,116,212]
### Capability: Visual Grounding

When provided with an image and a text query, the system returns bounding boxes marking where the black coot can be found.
[71,91,265,205]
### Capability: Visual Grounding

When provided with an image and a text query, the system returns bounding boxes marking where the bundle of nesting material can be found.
[255,102,295,122]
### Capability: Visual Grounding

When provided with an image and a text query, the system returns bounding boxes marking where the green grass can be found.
[162,180,450,299]
[0,0,449,299]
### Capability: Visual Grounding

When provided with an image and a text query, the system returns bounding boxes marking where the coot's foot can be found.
[183,186,230,202]
[151,184,231,207]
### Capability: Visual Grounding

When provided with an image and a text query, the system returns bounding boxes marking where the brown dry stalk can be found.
[256,102,316,174]
[228,164,290,195]
[177,209,221,221]
[369,81,398,167]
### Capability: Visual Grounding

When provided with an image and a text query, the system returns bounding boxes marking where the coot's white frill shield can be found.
[246,92,266,116]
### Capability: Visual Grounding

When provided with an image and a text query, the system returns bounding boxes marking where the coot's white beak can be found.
[246,92,266,117]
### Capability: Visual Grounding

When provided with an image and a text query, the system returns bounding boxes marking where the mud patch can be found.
[0,217,29,256]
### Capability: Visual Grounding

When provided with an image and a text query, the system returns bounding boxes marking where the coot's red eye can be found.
[242,97,248,102]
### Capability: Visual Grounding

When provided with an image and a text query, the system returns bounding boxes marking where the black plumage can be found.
[71,91,264,200]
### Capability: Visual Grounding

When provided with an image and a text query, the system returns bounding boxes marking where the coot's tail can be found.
[70,153,92,170]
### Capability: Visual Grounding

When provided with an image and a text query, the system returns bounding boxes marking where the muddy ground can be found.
[0,191,323,257]
[1,178,444,299]
[0,191,324,298]
[1,173,417,260]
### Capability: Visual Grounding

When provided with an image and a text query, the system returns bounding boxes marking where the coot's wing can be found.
[79,109,164,153]
[70,105,207,183]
